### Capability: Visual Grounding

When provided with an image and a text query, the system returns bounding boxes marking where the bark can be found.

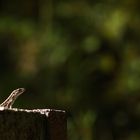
[0,108,67,140]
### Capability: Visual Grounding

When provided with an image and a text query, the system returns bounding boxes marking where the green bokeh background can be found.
[0,0,140,140]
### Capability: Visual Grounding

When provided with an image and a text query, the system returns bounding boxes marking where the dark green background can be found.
[0,0,140,140]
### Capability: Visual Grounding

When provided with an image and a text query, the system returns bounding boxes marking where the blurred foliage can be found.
[0,0,140,139]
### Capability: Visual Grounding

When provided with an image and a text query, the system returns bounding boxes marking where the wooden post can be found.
[0,108,67,140]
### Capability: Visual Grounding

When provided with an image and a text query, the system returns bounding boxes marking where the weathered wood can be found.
[0,108,67,140]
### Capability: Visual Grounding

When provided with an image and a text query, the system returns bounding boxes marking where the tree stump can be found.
[0,108,67,140]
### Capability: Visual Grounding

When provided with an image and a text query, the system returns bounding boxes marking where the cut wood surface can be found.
[0,108,67,140]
